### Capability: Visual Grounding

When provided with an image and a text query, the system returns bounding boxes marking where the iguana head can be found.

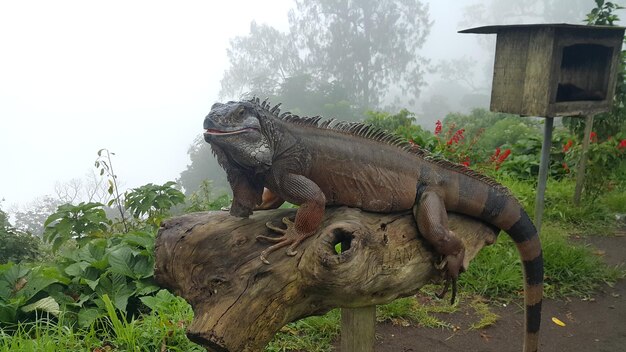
[203,101,272,168]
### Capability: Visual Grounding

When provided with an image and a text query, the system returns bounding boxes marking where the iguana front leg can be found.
[413,189,466,303]
[257,174,326,264]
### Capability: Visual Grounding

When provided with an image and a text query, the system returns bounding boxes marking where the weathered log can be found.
[154,207,498,352]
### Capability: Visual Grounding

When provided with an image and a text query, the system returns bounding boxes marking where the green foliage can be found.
[0,208,8,229]
[0,226,40,264]
[0,294,203,352]
[0,317,104,351]
[52,230,159,328]
[185,179,231,212]
[585,0,624,25]
[0,263,66,324]
[364,109,428,141]
[495,131,571,181]
[460,223,622,299]
[444,109,523,143]
[125,181,185,226]
[9,181,186,328]
[43,202,110,252]
[564,133,626,199]
[265,310,340,352]
[541,225,623,297]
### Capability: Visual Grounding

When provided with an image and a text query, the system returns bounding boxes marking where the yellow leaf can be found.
[552,317,566,327]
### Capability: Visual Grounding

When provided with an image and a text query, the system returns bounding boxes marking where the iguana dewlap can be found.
[203,98,543,352]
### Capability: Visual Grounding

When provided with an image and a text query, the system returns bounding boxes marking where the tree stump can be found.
[154,207,498,352]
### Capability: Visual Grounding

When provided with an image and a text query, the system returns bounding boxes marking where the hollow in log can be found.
[154,207,498,352]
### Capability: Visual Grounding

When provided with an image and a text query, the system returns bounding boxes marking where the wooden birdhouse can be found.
[459,24,625,117]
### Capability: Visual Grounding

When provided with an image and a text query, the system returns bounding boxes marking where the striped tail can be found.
[506,209,543,352]
[450,175,543,352]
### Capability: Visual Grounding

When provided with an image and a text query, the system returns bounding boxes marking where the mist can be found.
[0,0,608,219]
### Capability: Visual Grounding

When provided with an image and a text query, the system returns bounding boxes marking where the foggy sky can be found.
[0,0,604,210]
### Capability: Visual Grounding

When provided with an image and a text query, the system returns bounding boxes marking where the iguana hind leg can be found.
[256,188,285,210]
[413,189,466,303]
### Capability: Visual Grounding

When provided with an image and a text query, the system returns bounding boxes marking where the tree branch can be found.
[155,207,497,352]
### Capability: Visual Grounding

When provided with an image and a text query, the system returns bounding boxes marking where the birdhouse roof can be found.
[459,23,625,34]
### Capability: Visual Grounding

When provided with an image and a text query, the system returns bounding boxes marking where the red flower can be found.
[562,139,573,153]
[497,149,511,163]
[434,120,442,135]
[447,128,465,145]
[490,147,501,162]
[590,131,597,142]
[462,161,470,167]
[618,139,626,150]
[562,162,570,173]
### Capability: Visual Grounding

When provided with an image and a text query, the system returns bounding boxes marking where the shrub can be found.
[0,227,41,264]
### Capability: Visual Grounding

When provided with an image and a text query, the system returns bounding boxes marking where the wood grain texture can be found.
[341,306,376,352]
[486,25,624,117]
[154,207,498,352]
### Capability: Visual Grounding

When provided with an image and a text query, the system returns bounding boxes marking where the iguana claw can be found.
[434,253,464,304]
[257,217,308,264]
[435,277,458,305]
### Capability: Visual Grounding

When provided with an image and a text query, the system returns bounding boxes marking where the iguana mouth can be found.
[204,128,257,136]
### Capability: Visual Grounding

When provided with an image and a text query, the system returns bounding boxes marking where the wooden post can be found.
[341,306,376,352]
[534,116,554,233]
[573,115,594,205]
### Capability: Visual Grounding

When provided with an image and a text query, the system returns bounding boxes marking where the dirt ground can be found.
[335,231,626,352]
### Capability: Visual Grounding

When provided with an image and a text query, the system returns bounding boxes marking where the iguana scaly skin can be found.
[203,98,543,352]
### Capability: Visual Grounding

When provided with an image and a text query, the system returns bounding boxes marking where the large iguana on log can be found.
[203,98,543,352]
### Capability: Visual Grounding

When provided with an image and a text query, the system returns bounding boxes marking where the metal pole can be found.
[573,115,594,205]
[534,117,554,234]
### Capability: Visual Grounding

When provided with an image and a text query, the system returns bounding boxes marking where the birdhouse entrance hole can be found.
[556,43,613,102]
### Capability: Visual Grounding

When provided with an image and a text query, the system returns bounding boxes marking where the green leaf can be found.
[20,266,62,301]
[107,247,135,278]
[132,256,154,279]
[135,279,160,296]
[83,277,100,291]
[0,263,30,290]
[78,307,103,327]
[96,273,134,312]
[64,262,89,277]
[43,210,66,227]
[21,296,60,316]
[0,301,18,323]
[122,232,155,250]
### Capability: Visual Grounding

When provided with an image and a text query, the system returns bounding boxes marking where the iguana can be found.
[203,98,543,352]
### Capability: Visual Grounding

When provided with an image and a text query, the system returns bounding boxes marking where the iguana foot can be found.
[257,217,311,264]
[435,250,465,304]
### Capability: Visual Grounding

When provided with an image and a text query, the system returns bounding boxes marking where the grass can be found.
[501,177,623,234]
[460,222,624,300]
[468,298,499,330]
[0,293,204,352]
[266,310,340,352]
[376,291,457,329]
